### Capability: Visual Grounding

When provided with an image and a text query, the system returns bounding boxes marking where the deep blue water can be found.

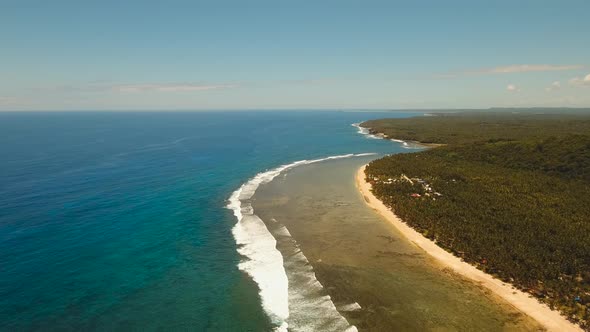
[0,111,416,331]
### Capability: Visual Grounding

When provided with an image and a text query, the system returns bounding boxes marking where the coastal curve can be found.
[356,165,583,332]
[227,154,374,331]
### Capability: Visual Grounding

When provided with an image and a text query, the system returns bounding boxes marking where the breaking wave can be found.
[352,123,422,149]
[227,154,372,331]
[351,123,381,139]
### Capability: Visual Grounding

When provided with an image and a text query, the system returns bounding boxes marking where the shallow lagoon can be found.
[253,156,543,331]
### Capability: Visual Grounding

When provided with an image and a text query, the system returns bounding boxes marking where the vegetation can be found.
[362,113,590,329]
[362,112,590,145]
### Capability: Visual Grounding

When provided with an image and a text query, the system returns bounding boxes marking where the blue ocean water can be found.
[0,111,415,331]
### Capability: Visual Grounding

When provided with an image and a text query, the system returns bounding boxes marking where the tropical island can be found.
[360,111,590,330]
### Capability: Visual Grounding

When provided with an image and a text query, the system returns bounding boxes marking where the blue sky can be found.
[1,0,589,110]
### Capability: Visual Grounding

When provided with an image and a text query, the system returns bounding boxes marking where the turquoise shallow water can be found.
[0,111,414,331]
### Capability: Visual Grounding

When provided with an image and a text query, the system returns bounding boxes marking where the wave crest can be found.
[352,123,422,149]
[227,154,372,331]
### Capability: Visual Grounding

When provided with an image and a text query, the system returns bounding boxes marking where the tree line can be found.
[363,113,590,329]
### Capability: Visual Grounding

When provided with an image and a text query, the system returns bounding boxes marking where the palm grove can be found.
[362,111,590,329]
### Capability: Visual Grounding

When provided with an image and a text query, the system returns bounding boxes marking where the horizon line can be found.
[2,106,590,113]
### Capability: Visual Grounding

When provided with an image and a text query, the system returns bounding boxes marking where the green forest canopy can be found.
[362,112,590,329]
[362,112,590,145]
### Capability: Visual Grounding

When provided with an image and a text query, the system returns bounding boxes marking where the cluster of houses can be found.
[371,174,443,200]
[414,178,443,199]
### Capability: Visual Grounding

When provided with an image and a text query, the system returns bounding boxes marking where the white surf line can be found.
[351,123,381,139]
[271,221,359,332]
[351,123,422,149]
[227,153,374,331]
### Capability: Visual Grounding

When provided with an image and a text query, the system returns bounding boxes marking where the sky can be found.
[1,0,589,110]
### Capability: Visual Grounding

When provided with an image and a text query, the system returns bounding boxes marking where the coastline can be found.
[351,123,443,149]
[356,165,582,332]
[386,135,444,148]
[253,157,543,331]
[227,154,374,331]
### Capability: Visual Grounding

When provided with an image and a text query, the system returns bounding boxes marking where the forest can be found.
[362,112,590,329]
[362,111,590,145]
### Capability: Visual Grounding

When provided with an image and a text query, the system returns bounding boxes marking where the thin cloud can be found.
[115,83,237,93]
[436,64,584,79]
[478,64,583,74]
[506,84,519,92]
[279,78,338,85]
[545,81,561,91]
[27,82,238,93]
[0,96,20,105]
[569,73,590,86]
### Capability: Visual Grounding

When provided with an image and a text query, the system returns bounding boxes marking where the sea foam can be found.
[352,123,422,149]
[227,154,372,331]
[351,123,381,139]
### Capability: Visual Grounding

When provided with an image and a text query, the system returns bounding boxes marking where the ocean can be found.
[0,111,416,331]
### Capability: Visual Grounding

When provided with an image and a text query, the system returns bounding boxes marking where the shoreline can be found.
[385,135,444,148]
[356,165,582,332]
[352,123,444,148]
[253,157,544,331]
[226,154,373,331]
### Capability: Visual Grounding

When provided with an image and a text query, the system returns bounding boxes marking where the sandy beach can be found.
[356,165,582,332]
[253,157,543,331]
